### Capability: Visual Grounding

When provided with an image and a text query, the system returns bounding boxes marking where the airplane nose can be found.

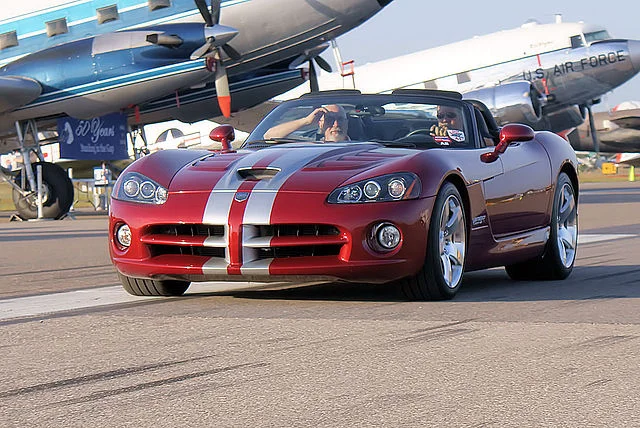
[627,39,640,72]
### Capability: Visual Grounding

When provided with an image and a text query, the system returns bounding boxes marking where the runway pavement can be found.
[0,181,639,427]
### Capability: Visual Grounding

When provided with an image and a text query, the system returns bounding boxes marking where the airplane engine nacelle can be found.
[462,81,544,127]
[545,105,586,134]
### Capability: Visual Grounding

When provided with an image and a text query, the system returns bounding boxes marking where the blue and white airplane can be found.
[0,0,392,219]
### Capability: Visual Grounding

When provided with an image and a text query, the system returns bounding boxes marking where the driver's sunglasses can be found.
[323,112,347,125]
[437,111,458,120]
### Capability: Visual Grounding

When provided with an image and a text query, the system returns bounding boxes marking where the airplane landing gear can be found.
[11,161,74,220]
[1,120,74,220]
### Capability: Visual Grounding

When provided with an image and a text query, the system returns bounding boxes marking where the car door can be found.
[482,139,553,237]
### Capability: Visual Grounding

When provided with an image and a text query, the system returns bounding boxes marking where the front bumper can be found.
[109,191,434,284]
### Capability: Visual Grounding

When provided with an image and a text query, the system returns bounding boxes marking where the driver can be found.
[263,104,349,142]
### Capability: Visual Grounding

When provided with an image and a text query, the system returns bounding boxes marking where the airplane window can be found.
[570,35,584,49]
[97,5,119,24]
[585,30,611,44]
[149,0,171,11]
[0,31,18,50]
[423,80,437,90]
[456,72,470,84]
[45,18,68,37]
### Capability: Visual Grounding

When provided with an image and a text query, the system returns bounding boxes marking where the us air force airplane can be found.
[0,0,392,220]
[282,16,640,154]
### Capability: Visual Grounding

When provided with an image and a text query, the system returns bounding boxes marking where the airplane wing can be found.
[212,101,280,133]
[0,76,42,114]
[608,110,640,130]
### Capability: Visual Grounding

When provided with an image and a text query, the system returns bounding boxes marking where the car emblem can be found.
[234,191,250,202]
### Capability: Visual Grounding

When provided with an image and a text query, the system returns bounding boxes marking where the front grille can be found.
[149,245,225,258]
[142,223,346,262]
[255,224,340,238]
[149,224,225,237]
[143,224,227,258]
[256,245,342,259]
[245,224,343,259]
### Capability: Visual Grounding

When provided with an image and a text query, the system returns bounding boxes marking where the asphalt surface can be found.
[0,181,639,427]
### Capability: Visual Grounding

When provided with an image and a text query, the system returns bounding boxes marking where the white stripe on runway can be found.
[578,234,637,244]
[0,282,290,321]
[0,287,151,321]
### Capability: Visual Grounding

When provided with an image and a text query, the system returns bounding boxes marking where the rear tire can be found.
[402,182,467,300]
[12,162,73,219]
[118,272,190,296]
[505,172,577,280]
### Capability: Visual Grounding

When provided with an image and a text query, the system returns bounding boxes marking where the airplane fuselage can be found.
[0,0,391,135]
[282,20,640,135]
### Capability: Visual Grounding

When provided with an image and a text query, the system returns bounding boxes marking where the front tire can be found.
[118,272,190,296]
[505,172,578,280]
[402,182,467,300]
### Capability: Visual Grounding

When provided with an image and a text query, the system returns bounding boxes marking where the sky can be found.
[328,0,640,112]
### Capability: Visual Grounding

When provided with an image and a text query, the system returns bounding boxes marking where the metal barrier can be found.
[71,178,113,211]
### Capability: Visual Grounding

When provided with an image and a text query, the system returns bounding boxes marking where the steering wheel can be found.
[403,128,432,138]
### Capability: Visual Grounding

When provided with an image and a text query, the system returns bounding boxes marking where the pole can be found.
[36,164,43,219]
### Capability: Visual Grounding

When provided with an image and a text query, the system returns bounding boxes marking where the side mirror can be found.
[481,123,535,163]
[209,124,235,152]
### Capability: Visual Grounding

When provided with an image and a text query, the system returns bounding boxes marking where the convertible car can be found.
[108,89,579,300]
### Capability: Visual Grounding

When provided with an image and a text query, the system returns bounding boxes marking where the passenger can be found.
[430,106,464,137]
[263,104,349,142]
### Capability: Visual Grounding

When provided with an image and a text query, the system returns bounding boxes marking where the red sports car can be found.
[109,90,579,300]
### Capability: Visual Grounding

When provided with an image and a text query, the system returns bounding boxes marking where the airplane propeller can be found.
[289,44,333,93]
[308,55,332,92]
[192,0,240,117]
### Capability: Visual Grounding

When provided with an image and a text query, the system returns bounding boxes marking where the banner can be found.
[58,113,129,160]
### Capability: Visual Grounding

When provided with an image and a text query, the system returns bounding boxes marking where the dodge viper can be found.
[109,90,579,300]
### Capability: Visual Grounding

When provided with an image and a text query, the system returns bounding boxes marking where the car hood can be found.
[170,142,419,193]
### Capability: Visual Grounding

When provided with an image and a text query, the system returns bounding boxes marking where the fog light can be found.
[376,223,401,250]
[116,224,131,248]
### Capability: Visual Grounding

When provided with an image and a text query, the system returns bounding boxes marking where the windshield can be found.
[584,30,610,44]
[246,95,473,149]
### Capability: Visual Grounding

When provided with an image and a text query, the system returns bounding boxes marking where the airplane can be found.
[567,101,640,153]
[280,15,640,155]
[0,0,393,220]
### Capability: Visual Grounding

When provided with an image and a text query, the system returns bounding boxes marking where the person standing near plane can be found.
[263,104,350,142]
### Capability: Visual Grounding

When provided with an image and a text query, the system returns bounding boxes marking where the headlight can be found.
[327,173,421,204]
[112,172,168,205]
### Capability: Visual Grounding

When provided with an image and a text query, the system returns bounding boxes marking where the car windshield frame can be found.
[244,93,481,150]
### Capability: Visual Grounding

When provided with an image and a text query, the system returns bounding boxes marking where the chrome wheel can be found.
[556,181,577,268]
[439,194,466,288]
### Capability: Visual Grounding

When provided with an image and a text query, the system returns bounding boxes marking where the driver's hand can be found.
[430,124,448,137]
[303,107,328,126]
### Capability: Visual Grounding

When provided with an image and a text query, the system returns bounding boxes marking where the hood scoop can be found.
[237,166,281,181]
